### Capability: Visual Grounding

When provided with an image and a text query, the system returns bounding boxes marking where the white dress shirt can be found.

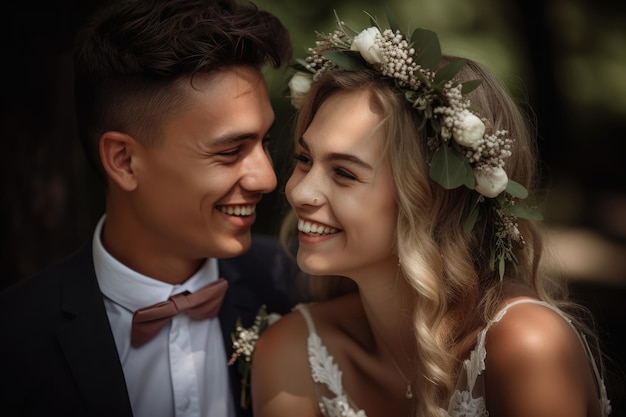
[92,215,236,417]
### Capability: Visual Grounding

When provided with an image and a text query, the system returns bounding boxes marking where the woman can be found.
[251,11,611,417]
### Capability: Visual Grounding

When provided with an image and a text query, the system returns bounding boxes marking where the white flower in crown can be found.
[475,166,508,198]
[350,27,384,65]
[288,71,313,109]
[453,110,485,149]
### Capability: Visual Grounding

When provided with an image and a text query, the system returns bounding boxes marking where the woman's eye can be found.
[293,152,357,181]
[293,153,311,165]
[334,167,357,181]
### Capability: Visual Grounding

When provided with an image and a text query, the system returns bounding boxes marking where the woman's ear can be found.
[99,131,139,191]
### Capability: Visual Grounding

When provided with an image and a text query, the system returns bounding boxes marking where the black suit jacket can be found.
[0,235,299,417]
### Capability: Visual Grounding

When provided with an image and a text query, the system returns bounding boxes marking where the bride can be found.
[251,10,611,417]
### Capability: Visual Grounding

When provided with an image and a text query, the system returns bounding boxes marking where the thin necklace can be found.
[378,330,414,399]
[373,313,414,398]
[389,354,414,399]
[371,269,414,399]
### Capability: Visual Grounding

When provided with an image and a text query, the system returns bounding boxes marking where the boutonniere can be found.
[228,304,281,409]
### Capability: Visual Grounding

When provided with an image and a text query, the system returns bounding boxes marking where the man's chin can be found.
[213,235,252,259]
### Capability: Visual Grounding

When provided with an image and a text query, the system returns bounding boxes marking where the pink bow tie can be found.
[131,278,228,348]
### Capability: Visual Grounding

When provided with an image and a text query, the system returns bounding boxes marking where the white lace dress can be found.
[295,300,611,417]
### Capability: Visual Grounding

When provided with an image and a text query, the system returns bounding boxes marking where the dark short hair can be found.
[73,0,292,180]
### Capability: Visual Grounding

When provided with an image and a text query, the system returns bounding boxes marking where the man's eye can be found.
[218,148,240,157]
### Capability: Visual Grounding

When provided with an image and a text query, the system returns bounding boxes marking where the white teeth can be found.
[297,219,338,236]
[219,205,255,216]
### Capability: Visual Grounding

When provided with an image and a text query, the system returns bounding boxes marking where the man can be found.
[0,1,297,416]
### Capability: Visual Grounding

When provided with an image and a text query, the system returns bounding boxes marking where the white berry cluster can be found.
[494,204,524,269]
[499,209,523,244]
[228,305,281,409]
[465,131,513,170]
[230,324,260,363]
[304,29,351,80]
[376,29,422,89]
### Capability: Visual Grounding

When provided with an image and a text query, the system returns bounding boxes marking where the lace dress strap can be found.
[294,304,367,417]
[447,299,612,417]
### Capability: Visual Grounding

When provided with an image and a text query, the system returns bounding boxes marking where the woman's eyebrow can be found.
[298,136,372,169]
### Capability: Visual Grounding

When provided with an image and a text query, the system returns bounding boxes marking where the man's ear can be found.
[100,131,139,191]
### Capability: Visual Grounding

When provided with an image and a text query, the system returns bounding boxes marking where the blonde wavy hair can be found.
[280,57,606,417]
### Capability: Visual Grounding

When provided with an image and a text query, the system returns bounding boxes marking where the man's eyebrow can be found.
[298,136,373,169]
[212,133,255,146]
[212,122,276,146]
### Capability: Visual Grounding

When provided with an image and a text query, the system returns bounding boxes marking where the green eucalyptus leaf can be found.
[405,90,418,102]
[385,3,401,34]
[505,204,544,221]
[322,50,368,71]
[418,116,428,130]
[434,59,466,85]
[429,145,474,189]
[498,256,506,279]
[461,79,482,94]
[363,11,378,29]
[411,29,441,69]
[505,179,529,199]
[424,105,434,119]
[413,69,432,86]
[342,23,359,37]
[463,204,480,234]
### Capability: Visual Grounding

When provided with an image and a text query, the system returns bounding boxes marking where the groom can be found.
[0,0,297,416]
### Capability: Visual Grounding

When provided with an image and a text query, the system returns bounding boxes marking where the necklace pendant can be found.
[405,384,413,399]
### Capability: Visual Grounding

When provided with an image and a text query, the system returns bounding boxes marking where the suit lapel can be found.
[56,244,133,417]
[218,259,259,354]
[218,258,259,417]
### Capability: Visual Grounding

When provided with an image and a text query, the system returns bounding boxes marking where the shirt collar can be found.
[92,215,219,313]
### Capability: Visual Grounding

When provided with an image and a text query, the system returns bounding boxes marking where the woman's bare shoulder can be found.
[253,303,322,374]
[484,298,600,416]
[251,294,368,417]
[486,299,581,362]
[251,305,319,417]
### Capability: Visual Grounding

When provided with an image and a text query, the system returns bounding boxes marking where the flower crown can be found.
[287,8,543,278]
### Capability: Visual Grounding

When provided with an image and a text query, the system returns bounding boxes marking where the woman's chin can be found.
[297,254,334,276]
